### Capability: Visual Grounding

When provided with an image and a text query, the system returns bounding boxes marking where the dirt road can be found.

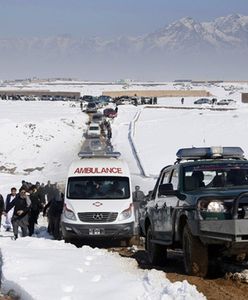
[112,246,248,300]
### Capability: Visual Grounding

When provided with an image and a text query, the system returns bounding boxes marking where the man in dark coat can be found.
[0,193,4,230]
[5,187,17,231]
[6,187,31,239]
[20,180,29,191]
[44,180,54,203]
[43,188,64,240]
[35,181,46,207]
[28,185,43,236]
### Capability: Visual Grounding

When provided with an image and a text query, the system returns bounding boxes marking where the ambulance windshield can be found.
[67,176,130,199]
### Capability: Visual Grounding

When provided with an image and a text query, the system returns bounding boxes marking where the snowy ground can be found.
[1,80,248,299]
[0,234,204,300]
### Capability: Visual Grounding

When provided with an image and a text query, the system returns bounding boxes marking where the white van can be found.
[61,153,135,243]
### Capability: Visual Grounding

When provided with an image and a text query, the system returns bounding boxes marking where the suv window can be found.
[183,163,248,191]
[161,170,171,185]
[170,168,179,190]
[157,169,172,198]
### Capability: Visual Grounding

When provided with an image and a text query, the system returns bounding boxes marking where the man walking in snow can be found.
[0,193,4,230]
[133,185,145,203]
[44,180,54,203]
[132,186,145,226]
[35,181,46,207]
[5,187,31,239]
[28,185,43,236]
[4,187,17,231]
[43,187,64,240]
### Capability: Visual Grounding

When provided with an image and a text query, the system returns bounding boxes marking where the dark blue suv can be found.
[140,147,248,277]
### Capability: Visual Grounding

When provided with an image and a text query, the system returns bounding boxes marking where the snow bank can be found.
[0,238,205,300]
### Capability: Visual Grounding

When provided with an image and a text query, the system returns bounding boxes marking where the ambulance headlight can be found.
[64,204,76,220]
[118,205,132,221]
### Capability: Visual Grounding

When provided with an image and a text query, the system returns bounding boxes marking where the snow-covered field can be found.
[1,80,248,299]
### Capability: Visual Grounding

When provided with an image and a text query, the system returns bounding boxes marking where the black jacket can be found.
[0,194,4,213]
[43,192,64,217]
[5,194,16,211]
[6,194,30,219]
[30,191,43,212]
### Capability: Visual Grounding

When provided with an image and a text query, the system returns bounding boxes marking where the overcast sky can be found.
[1,0,248,38]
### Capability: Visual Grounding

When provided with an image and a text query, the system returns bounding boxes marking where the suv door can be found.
[153,167,180,242]
[152,168,173,241]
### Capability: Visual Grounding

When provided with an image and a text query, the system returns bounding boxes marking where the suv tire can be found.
[146,225,167,266]
[183,224,208,277]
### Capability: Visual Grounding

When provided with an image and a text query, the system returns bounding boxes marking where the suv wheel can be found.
[146,225,167,266]
[183,224,208,277]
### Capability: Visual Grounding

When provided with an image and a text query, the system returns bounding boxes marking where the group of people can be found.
[0,180,64,240]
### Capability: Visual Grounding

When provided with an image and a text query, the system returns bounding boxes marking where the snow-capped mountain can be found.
[144,14,248,51]
[1,14,248,80]
[1,14,248,55]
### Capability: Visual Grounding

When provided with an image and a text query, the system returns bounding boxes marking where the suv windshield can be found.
[183,163,248,191]
[67,176,130,199]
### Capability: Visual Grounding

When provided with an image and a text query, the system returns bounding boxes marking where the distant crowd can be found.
[0,180,64,240]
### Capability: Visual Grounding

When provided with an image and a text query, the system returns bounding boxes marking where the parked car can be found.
[140,146,248,277]
[86,123,101,138]
[194,98,211,105]
[217,99,236,105]
[98,95,113,105]
[82,95,94,102]
[141,97,152,105]
[86,102,97,113]
[92,112,103,123]
[103,108,117,118]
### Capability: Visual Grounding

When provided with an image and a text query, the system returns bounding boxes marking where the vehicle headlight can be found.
[118,205,132,221]
[207,201,226,213]
[64,204,76,220]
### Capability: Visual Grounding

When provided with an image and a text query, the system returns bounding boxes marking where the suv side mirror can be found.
[158,183,177,196]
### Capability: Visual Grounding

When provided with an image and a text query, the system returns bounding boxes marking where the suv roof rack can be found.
[78,151,121,159]
[176,146,245,163]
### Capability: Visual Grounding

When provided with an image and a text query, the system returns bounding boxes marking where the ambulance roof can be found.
[68,158,130,177]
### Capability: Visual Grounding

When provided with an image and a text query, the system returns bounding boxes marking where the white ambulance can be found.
[61,152,135,243]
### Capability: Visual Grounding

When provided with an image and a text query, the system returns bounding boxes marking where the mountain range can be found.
[1,14,248,80]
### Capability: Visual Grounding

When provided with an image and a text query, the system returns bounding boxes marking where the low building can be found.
[242,93,248,103]
[102,90,211,98]
[0,89,80,100]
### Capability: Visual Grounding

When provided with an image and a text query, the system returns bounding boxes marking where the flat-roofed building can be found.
[0,89,80,99]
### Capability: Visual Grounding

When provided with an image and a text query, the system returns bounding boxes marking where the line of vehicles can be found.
[63,93,246,277]
[0,95,78,101]
[61,145,248,277]
[194,98,236,105]
[81,94,157,113]
[62,102,135,246]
